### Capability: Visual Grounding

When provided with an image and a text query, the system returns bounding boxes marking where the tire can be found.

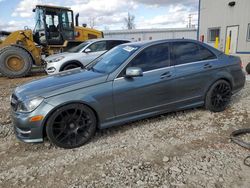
[62,63,81,71]
[0,46,32,78]
[46,103,97,149]
[205,80,232,112]
[246,62,250,74]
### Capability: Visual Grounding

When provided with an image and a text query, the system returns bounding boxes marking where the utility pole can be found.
[188,14,192,28]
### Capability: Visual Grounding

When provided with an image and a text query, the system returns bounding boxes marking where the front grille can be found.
[10,94,19,111]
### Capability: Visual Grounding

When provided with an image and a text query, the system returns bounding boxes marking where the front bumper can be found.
[12,101,55,143]
[45,61,60,75]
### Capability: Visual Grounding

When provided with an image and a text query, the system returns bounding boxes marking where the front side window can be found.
[208,28,220,42]
[88,41,107,52]
[172,42,216,65]
[247,23,250,41]
[129,43,170,72]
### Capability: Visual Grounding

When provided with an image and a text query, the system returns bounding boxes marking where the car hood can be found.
[14,69,108,100]
[45,52,86,62]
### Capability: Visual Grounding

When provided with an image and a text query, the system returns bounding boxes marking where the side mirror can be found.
[125,67,143,78]
[85,48,91,53]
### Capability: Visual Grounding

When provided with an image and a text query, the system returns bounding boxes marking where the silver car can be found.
[45,38,131,74]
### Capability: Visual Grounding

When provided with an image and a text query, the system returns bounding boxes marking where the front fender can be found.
[44,81,114,127]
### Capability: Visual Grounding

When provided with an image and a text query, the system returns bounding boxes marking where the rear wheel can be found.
[205,80,232,112]
[0,46,32,78]
[62,63,81,71]
[246,62,250,74]
[46,103,97,149]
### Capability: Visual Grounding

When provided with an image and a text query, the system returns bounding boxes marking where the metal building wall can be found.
[199,0,250,54]
[104,28,197,41]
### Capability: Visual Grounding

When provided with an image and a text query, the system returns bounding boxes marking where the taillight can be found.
[239,60,243,69]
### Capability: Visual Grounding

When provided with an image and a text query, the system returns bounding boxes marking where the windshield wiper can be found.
[88,67,105,74]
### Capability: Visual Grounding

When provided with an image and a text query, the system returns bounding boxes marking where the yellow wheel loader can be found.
[0,5,103,78]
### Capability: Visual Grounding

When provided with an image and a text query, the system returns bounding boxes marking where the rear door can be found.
[171,41,218,106]
[113,42,176,119]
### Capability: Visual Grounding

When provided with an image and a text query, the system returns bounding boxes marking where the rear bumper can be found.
[232,70,246,94]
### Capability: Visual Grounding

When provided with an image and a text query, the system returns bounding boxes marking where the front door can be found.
[226,26,239,54]
[81,41,107,64]
[113,42,176,119]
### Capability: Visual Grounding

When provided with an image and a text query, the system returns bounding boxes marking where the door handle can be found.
[160,71,171,79]
[204,63,212,69]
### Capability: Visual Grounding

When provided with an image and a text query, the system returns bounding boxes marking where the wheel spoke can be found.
[58,133,70,143]
[210,82,232,109]
[55,125,67,139]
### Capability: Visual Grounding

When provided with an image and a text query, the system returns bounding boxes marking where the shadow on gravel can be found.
[0,108,200,152]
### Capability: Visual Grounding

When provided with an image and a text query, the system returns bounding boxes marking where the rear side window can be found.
[88,41,107,52]
[199,45,217,61]
[129,43,170,72]
[172,42,216,65]
[107,40,129,50]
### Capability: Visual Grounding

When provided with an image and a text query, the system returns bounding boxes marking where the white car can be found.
[45,39,131,74]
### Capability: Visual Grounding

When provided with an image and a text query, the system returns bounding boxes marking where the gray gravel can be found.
[0,76,250,188]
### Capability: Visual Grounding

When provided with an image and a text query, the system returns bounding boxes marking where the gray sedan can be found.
[45,38,131,74]
[11,39,245,148]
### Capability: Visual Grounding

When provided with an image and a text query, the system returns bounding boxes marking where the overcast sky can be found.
[0,0,199,31]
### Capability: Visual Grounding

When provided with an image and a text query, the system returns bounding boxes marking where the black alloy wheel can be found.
[205,80,232,112]
[46,103,96,149]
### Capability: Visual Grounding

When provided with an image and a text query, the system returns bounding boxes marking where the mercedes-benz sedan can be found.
[11,39,245,149]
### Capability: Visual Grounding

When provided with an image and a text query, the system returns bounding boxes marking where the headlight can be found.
[49,56,65,63]
[17,97,44,113]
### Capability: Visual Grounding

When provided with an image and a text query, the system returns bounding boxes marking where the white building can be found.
[104,28,197,41]
[198,0,250,66]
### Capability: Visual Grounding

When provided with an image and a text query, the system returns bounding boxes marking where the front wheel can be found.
[62,63,81,71]
[46,103,97,149]
[205,80,232,112]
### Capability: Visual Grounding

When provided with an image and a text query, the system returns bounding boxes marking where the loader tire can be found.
[0,46,32,78]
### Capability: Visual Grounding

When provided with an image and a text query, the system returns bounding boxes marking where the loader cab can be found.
[33,5,74,45]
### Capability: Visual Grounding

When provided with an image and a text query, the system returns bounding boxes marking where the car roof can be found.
[120,38,222,56]
[87,38,133,42]
[122,39,201,47]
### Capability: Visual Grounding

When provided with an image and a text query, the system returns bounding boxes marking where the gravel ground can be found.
[0,74,250,188]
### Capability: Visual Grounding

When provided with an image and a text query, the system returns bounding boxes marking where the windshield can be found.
[34,8,45,32]
[67,42,90,53]
[88,45,139,74]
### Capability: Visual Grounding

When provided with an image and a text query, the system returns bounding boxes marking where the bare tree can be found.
[124,12,135,30]
[104,26,110,31]
[88,17,96,29]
